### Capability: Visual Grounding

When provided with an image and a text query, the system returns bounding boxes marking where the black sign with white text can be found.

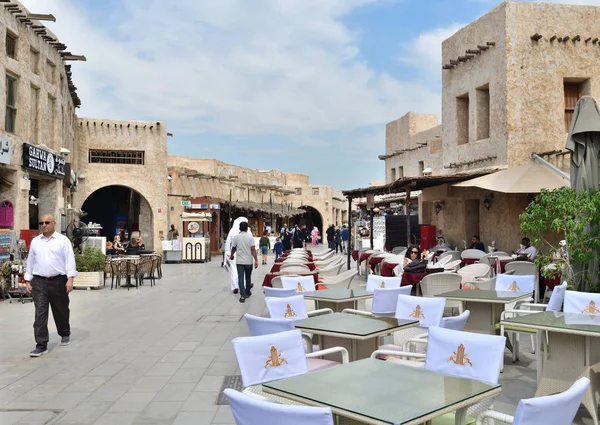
[22,143,65,179]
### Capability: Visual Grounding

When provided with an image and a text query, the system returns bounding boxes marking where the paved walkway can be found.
[0,248,592,424]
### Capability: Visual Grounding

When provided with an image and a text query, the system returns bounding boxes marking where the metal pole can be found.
[369,210,374,250]
[347,197,353,270]
[531,153,570,180]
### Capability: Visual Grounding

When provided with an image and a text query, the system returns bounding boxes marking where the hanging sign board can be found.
[181,200,191,207]
[22,143,65,179]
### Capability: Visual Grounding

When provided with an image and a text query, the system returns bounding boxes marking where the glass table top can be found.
[294,312,417,337]
[436,289,532,302]
[263,358,500,424]
[302,288,372,301]
[503,311,600,334]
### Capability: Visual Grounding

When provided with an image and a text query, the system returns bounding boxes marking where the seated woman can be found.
[126,237,139,254]
[137,237,145,251]
[402,244,428,273]
[113,235,125,252]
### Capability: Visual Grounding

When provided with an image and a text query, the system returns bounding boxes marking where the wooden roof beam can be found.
[27,13,56,21]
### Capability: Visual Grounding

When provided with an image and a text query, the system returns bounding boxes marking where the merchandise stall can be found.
[181,212,211,262]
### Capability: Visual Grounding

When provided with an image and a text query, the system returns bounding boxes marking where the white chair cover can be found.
[232,330,308,387]
[244,314,294,337]
[281,276,316,293]
[264,287,298,298]
[265,295,308,320]
[371,286,412,315]
[461,249,486,260]
[564,290,600,315]
[366,275,401,292]
[495,273,535,293]
[424,326,505,385]
[511,377,589,425]
[546,282,567,312]
[224,388,334,425]
[441,310,470,331]
[395,294,446,328]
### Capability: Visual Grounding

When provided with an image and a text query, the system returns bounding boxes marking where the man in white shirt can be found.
[25,214,77,357]
[230,221,258,303]
[516,237,537,260]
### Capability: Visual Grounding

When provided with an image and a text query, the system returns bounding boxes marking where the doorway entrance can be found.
[81,185,153,248]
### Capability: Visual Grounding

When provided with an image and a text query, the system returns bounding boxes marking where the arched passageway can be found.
[81,185,154,248]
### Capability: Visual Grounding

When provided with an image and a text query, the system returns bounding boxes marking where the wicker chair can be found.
[443,259,462,272]
[419,273,462,314]
[437,250,460,263]
[103,255,113,287]
[279,264,311,273]
[320,269,358,289]
[137,257,155,287]
[457,263,492,285]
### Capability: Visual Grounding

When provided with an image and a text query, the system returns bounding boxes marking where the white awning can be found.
[181,212,211,220]
[453,161,569,193]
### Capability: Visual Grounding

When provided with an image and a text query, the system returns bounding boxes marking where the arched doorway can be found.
[81,185,154,249]
[295,206,323,239]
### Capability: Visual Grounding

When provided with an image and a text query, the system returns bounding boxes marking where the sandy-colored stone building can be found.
[0,1,81,250]
[379,1,598,251]
[167,157,348,252]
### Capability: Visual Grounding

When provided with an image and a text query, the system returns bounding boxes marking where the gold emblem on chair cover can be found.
[265,346,288,368]
[507,281,521,292]
[409,305,425,319]
[296,282,305,292]
[379,282,386,288]
[583,300,600,316]
[284,304,297,318]
[448,344,472,366]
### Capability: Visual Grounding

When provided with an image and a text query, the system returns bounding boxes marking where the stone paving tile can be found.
[93,412,139,425]
[181,391,220,412]
[129,375,171,393]
[134,401,183,424]
[54,401,113,425]
[108,392,156,413]
[212,405,235,424]
[154,383,196,402]
[14,410,58,425]
[0,411,28,425]
[172,411,216,425]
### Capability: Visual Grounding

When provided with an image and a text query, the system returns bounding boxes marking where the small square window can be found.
[295,188,302,195]
[30,48,39,74]
[312,188,319,196]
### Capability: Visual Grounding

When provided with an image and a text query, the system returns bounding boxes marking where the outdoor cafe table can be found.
[380,261,397,277]
[270,262,316,273]
[302,288,373,312]
[262,270,319,287]
[263,358,501,425]
[294,312,417,361]
[436,289,532,335]
[502,311,600,425]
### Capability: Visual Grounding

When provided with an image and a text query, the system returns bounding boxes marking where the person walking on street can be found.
[273,237,284,261]
[292,224,304,249]
[326,224,335,250]
[259,232,271,265]
[230,221,258,303]
[341,225,349,254]
[334,226,342,253]
[25,214,77,357]
[167,224,179,240]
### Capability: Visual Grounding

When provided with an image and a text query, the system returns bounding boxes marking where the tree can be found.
[519,187,600,292]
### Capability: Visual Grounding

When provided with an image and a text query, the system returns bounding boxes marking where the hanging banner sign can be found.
[22,143,65,179]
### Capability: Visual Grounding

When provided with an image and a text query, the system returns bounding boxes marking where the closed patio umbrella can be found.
[565,96,600,291]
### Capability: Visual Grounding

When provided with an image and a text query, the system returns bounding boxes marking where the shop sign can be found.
[190,203,208,209]
[0,138,10,165]
[22,143,65,179]
[181,200,191,207]
[187,221,200,233]
[210,204,220,209]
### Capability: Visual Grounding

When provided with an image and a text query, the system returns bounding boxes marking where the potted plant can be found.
[520,187,600,292]
[73,247,106,289]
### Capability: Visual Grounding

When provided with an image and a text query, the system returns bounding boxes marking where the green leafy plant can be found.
[520,187,600,292]
[74,247,105,272]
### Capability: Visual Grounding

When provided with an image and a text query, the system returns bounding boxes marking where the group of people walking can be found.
[325,224,349,253]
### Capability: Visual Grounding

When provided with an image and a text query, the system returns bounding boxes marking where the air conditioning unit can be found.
[83,236,106,254]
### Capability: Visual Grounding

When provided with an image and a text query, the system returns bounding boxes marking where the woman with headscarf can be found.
[311,226,320,247]
[224,217,252,294]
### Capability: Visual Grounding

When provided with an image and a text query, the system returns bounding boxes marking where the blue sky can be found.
[24,0,594,189]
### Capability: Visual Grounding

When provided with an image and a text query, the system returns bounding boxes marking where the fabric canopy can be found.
[453,161,569,193]
[566,95,600,191]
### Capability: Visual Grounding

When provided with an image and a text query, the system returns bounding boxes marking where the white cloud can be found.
[400,23,466,81]
[22,0,440,136]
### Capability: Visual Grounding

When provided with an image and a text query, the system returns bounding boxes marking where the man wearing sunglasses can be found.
[24,214,77,357]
